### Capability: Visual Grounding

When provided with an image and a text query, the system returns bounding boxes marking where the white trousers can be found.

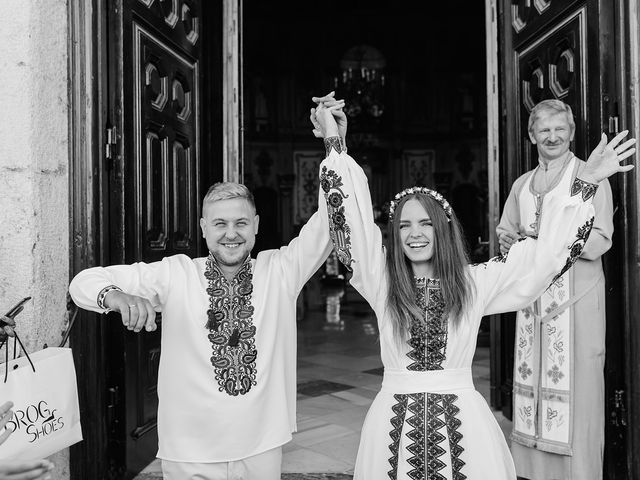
[161,446,282,480]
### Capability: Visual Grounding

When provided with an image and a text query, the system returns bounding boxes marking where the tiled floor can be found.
[135,274,512,479]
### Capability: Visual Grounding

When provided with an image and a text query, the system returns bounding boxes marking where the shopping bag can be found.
[0,346,83,460]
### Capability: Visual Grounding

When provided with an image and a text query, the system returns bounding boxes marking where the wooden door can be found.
[107,0,203,476]
[494,1,628,477]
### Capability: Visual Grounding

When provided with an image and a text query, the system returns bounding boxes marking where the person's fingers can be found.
[617,147,636,162]
[144,302,157,332]
[312,94,335,103]
[310,108,324,138]
[499,232,515,244]
[5,326,15,337]
[0,409,13,429]
[309,108,321,129]
[4,465,49,477]
[0,426,12,444]
[614,138,636,154]
[0,458,53,475]
[145,319,157,332]
[311,91,335,103]
[0,405,14,443]
[131,301,147,332]
[1,315,16,328]
[606,130,629,150]
[619,164,635,172]
[33,471,53,480]
[119,298,131,329]
[507,232,520,242]
[125,303,138,331]
[320,99,345,107]
[0,401,14,416]
[326,104,344,113]
[593,132,607,154]
[8,466,51,479]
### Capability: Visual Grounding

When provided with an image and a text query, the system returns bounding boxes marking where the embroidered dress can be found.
[319,151,597,480]
[497,155,613,480]
[68,200,332,463]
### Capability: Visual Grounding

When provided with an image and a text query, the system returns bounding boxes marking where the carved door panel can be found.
[496,1,627,477]
[107,0,202,476]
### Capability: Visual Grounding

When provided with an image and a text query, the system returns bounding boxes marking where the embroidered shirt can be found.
[68,209,332,462]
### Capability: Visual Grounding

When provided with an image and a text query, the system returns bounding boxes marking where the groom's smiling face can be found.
[200,198,260,270]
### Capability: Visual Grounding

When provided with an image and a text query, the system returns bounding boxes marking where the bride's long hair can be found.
[385,193,474,340]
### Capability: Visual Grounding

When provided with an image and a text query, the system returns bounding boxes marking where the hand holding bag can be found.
[0,335,83,460]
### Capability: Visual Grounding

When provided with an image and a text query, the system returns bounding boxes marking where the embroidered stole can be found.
[511,158,577,455]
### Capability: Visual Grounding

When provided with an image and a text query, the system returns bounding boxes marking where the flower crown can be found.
[388,186,453,222]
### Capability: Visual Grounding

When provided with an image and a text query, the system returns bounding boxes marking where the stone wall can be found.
[0,1,71,477]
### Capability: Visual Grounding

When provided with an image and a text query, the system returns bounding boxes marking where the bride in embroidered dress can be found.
[309,93,635,480]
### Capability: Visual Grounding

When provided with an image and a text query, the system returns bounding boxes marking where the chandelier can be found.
[334,45,386,121]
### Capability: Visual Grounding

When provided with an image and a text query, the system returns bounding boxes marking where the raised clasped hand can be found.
[104,290,159,333]
[583,130,636,183]
[312,102,343,139]
[310,91,347,140]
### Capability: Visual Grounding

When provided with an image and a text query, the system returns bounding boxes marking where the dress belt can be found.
[381,367,474,394]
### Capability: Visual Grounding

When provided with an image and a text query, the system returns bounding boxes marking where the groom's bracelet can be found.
[571,177,599,201]
[97,285,123,310]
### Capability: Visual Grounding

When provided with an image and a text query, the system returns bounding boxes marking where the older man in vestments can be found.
[497,99,614,480]
[69,169,336,479]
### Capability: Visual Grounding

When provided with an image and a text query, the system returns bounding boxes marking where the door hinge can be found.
[608,115,620,136]
[608,99,620,135]
[105,126,118,162]
[610,389,627,428]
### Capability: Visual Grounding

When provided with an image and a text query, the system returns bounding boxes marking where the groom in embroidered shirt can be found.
[69,179,335,479]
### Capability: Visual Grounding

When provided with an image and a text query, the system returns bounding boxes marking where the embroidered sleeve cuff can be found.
[571,178,598,201]
[324,136,343,157]
[97,285,122,310]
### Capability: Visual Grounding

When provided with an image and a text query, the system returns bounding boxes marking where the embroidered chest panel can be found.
[407,278,448,371]
[204,256,258,396]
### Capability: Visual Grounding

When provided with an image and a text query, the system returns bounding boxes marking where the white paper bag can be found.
[0,347,83,460]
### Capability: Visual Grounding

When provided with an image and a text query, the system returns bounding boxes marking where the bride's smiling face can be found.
[398,198,435,268]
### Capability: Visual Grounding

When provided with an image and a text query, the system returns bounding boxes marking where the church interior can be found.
[241,1,490,262]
